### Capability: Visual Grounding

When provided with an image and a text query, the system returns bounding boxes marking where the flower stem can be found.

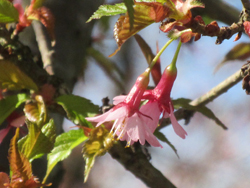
[169,40,182,71]
[149,38,175,70]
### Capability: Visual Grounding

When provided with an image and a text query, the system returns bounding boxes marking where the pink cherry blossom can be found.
[142,65,187,139]
[86,69,162,147]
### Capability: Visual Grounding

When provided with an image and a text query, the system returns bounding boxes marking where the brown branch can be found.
[188,20,244,44]
[32,21,55,75]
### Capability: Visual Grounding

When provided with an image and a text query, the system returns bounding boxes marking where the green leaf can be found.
[154,130,179,158]
[0,0,19,23]
[0,93,29,126]
[86,3,127,23]
[43,129,88,182]
[173,98,227,130]
[124,0,134,31]
[55,95,99,128]
[0,60,38,91]
[18,119,56,161]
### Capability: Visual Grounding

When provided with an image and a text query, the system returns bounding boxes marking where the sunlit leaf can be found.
[44,129,88,182]
[83,126,113,182]
[0,0,19,23]
[86,3,127,23]
[18,119,56,162]
[0,93,29,126]
[55,95,99,128]
[154,130,179,158]
[111,2,168,56]
[173,98,227,130]
[0,60,38,91]
[214,43,250,73]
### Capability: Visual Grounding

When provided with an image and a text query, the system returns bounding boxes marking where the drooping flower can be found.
[86,69,162,147]
[142,51,187,139]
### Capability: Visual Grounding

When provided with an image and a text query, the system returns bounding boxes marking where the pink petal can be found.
[85,110,112,123]
[144,126,162,147]
[104,106,127,122]
[140,101,161,132]
[0,126,11,144]
[127,114,145,145]
[169,103,187,139]
[113,95,127,105]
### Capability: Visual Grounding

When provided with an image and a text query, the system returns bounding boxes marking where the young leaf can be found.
[8,128,50,188]
[86,3,127,23]
[83,126,113,182]
[24,95,47,127]
[154,130,179,158]
[44,129,88,182]
[0,93,29,126]
[0,0,19,23]
[55,95,99,128]
[110,2,168,56]
[0,60,38,91]
[214,43,250,73]
[173,98,227,130]
[18,119,56,162]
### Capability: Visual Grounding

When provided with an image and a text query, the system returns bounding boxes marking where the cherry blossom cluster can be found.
[86,41,187,147]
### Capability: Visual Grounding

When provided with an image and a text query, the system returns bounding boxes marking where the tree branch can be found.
[32,21,55,75]
[109,141,177,188]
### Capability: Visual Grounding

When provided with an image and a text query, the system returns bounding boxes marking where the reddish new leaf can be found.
[110,2,168,56]
[7,128,50,188]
